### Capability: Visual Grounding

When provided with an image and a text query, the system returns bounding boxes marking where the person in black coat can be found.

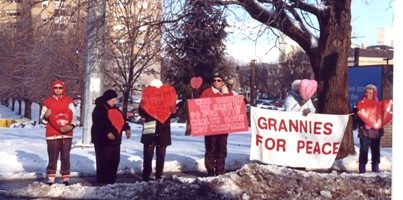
[91,90,131,185]
[138,80,177,182]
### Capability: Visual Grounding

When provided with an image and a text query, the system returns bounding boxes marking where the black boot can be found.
[359,163,366,173]
[372,164,379,172]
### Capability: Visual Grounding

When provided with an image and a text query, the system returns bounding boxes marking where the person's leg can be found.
[60,138,72,185]
[204,135,217,176]
[46,140,60,184]
[94,143,109,185]
[358,138,369,173]
[102,144,118,184]
[215,134,228,175]
[370,138,381,172]
[142,142,155,181]
[155,145,167,179]
[105,145,121,184]
[94,144,102,184]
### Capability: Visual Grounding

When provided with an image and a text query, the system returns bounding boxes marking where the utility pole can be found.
[250,60,256,106]
[79,0,106,146]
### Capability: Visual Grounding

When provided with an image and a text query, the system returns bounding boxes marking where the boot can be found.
[47,174,55,185]
[372,164,379,172]
[207,169,215,177]
[359,163,366,173]
[62,175,70,186]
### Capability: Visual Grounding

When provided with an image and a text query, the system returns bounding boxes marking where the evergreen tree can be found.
[163,0,228,121]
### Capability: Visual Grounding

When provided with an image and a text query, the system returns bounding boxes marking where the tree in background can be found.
[0,0,87,122]
[278,50,315,98]
[104,0,162,118]
[0,29,15,108]
[0,1,35,117]
[201,0,356,159]
[163,0,229,121]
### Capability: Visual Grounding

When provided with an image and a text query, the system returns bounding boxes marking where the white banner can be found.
[250,107,349,169]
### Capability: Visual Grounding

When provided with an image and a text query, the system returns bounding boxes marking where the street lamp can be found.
[250,59,256,106]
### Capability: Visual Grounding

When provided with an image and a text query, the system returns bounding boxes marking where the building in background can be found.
[0,0,31,31]
[0,0,162,95]
[376,27,393,47]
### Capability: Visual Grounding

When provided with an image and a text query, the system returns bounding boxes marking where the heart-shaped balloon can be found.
[141,84,177,123]
[49,109,73,131]
[357,99,393,129]
[108,109,125,134]
[299,79,318,100]
[190,77,203,90]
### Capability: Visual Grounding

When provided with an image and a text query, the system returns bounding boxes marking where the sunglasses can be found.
[54,86,63,90]
[213,79,222,83]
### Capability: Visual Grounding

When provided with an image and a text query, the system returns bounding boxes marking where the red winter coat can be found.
[41,80,75,140]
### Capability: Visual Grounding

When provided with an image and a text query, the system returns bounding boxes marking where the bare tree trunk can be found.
[11,98,15,111]
[122,91,130,120]
[24,99,32,119]
[17,99,22,116]
[310,3,355,159]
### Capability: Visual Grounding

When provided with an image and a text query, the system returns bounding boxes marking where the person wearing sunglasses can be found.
[200,72,234,176]
[40,80,77,186]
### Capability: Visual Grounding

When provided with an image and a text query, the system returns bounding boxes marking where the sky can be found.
[350,0,394,46]
[0,102,394,199]
[225,1,394,63]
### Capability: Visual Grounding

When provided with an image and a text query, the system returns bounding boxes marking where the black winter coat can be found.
[138,106,175,147]
[91,97,130,146]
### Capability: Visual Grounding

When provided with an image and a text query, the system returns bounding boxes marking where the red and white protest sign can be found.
[141,85,177,123]
[250,107,349,169]
[187,95,248,136]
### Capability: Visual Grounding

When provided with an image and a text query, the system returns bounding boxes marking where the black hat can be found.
[213,72,225,81]
[103,90,118,101]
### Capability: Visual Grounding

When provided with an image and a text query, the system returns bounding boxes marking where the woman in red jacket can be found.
[40,80,76,186]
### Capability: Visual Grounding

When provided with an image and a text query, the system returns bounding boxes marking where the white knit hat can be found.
[365,84,377,91]
[150,79,163,88]
[291,80,301,91]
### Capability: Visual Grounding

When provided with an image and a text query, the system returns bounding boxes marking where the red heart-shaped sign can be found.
[108,109,125,133]
[49,109,73,131]
[299,79,318,100]
[141,84,177,123]
[190,77,203,90]
[357,99,393,129]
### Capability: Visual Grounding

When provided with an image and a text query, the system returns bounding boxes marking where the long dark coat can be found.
[138,106,175,147]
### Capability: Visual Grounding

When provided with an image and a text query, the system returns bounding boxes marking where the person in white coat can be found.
[283,79,316,116]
